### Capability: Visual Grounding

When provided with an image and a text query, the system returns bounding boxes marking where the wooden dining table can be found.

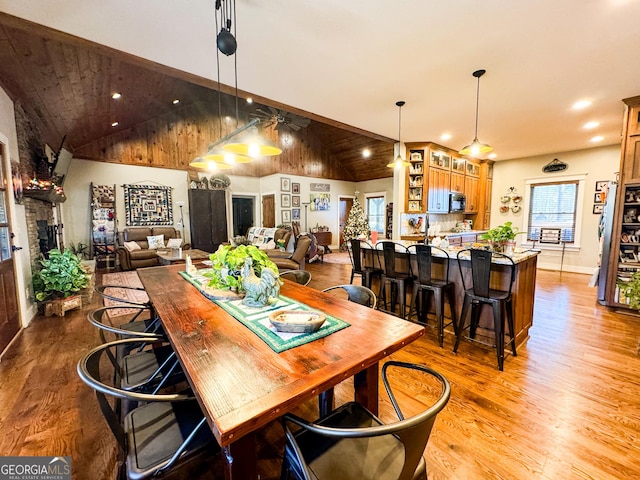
[137,264,424,479]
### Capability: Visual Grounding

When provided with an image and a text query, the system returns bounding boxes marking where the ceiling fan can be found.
[251,107,311,132]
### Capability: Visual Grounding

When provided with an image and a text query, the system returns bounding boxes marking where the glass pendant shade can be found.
[459,138,493,157]
[189,156,233,170]
[386,155,411,169]
[387,100,409,169]
[203,145,253,164]
[223,128,282,157]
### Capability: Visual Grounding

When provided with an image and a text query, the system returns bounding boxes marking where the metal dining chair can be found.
[280,361,451,480]
[378,241,415,319]
[347,239,382,290]
[322,284,377,309]
[77,338,219,479]
[279,269,312,286]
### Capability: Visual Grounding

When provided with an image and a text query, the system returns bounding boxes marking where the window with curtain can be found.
[527,181,578,243]
[366,196,385,233]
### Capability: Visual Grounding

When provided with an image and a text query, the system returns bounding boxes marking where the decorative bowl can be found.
[269,310,326,333]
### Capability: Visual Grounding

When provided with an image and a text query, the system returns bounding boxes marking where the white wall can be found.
[493,144,620,273]
[0,88,37,327]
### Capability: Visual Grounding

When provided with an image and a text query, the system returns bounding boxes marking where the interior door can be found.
[339,197,353,251]
[262,194,275,228]
[0,143,20,355]
[232,196,254,236]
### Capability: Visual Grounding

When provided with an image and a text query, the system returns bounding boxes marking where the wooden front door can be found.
[0,142,20,355]
[262,194,275,228]
[339,197,354,251]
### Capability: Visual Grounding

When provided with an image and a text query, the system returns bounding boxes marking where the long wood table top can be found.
[137,264,424,447]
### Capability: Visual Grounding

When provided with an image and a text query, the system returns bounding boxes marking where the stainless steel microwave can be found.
[449,193,466,212]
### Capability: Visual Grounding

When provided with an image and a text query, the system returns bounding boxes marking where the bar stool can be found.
[408,244,458,347]
[347,239,382,290]
[453,248,517,371]
[378,241,414,319]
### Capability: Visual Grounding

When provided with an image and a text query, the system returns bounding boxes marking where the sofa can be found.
[244,227,312,271]
[116,227,188,271]
[245,227,293,251]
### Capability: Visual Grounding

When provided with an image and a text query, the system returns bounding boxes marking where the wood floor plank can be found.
[0,258,638,479]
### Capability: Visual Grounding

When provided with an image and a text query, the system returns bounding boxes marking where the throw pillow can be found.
[147,234,165,250]
[123,241,141,252]
[166,238,182,248]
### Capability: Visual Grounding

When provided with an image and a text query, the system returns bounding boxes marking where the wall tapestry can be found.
[123,184,173,226]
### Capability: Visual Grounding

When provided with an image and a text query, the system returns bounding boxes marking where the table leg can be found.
[222,433,257,480]
[354,363,379,415]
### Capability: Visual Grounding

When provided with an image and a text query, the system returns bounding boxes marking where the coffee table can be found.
[156,248,211,266]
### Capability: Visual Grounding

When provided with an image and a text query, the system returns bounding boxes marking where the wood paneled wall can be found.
[74,101,358,181]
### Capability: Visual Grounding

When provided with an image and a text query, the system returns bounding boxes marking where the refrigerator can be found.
[597,181,617,305]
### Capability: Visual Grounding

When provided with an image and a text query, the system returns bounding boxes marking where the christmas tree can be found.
[343,196,371,242]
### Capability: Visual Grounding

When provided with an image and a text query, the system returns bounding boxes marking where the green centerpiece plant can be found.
[203,244,279,292]
[32,248,90,302]
[480,221,524,253]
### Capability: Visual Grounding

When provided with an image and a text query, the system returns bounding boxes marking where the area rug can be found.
[322,252,351,265]
[100,271,148,317]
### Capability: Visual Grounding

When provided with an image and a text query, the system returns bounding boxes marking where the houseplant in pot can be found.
[480,221,524,253]
[32,248,90,315]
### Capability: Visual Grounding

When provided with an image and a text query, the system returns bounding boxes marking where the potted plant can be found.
[32,249,90,316]
[203,244,279,292]
[480,221,524,253]
[617,272,640,310]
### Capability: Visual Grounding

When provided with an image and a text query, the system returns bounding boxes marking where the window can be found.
[366,195,385,233]
[527,181,578,243]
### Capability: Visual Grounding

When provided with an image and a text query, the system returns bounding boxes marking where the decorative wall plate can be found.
[500,195,511,203]
[512,195,523,203]
[500,205,509,213]
[511,205,522,213]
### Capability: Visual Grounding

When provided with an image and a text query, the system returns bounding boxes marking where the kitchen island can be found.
[364,243,539,348]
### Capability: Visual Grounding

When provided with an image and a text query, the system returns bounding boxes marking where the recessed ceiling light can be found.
[572,100,592,110]
[246,97,253,104]
[111,93,121,99]
[440,133,452,141]
[590,135,604,143]
[172,99,180,104]
[583,121,599,129]
[111,121,119,127]
[362,149,371,158]
[488,153,497,159]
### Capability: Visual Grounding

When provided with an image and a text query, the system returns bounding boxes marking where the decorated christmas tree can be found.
[343,195,371,242]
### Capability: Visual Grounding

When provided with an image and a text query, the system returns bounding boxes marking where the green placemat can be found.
[179,269,350,352]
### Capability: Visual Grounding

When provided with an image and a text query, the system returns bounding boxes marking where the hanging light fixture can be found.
[459,69,493,157]
[189,0,281,170]
[387,100,410,169]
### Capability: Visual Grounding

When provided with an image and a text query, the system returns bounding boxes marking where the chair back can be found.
[322,284,377,309]
[379,241,411,278]
[457,248,516,298]
[280,270,312,286]
[77,338,194,452]
[282,360,450,480]
[412,244,450,285]
[348,239,364,274]
[291,235,312,265]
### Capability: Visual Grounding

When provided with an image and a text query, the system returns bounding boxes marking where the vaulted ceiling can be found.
[0,13,395,182]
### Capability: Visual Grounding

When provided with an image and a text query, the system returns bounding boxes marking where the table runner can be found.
[179,269,350,352]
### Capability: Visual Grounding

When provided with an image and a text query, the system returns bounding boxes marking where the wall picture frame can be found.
[281,194,291,208]
[593,204,604,214]
[594,192,604,204]
[292,182,300,194]
[292,208,300,221]
[595,180,608,192]
[292,195,300,207]
[310,193,330,211]
[281,177,290,192]
[282,210,291,223]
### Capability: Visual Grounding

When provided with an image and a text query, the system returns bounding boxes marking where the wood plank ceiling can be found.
[0,13,395,182]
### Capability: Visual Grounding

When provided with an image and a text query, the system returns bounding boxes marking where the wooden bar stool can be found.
[408,244,458,347]
[453,248,517,371]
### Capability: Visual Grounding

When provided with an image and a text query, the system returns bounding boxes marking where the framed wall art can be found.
[292,195,300,207]
[281,177,291,192]
[282,210,291,223]
[123,184,173,226]
[310,193,330,211]
[292,208,300,221]
[595,180,608,192]
[593,204,604,214]
[292,182,300,194]
[281,194,291,208]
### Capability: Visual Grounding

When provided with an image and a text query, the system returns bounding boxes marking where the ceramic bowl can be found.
[269,310,326,333]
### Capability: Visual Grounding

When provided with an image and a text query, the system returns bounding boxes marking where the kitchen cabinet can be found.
[406,149,425,212]
[451,171,465,193]
[428,168,450,213]
[464,176,480,213]
[188,189,228,252]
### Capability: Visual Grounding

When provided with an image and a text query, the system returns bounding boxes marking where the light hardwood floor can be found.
[1,258,639,479]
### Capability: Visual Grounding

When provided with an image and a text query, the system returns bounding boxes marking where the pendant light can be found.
[387,100,411,169]
[459,69,493,157]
